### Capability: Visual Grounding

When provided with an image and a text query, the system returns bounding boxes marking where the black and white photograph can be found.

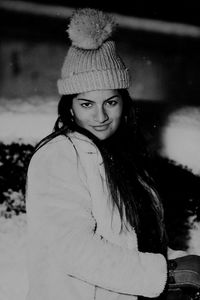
[0,1,200,299]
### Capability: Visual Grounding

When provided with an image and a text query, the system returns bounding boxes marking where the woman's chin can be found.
[91,130,112,140]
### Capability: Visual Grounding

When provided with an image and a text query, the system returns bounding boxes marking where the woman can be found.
[25,8,168,300]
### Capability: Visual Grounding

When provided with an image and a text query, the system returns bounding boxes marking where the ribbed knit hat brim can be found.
[57,68,129,94]
[57,40,130,95]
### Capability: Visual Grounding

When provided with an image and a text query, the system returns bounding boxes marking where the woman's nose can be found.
[94,107,109,123]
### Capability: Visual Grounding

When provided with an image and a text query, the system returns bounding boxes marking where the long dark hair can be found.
[34,89,167,255]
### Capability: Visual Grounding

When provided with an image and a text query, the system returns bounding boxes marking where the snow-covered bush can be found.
[0,143,34,217]
[0,189,25,218]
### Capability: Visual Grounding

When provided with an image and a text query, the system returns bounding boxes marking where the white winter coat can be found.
[26,132,167,300]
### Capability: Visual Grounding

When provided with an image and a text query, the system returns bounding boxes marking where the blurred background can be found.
[0,1,200,299]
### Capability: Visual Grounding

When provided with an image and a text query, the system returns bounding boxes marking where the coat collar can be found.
[68,131,99,154]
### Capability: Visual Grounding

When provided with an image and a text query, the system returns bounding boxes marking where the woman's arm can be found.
[26,138,167,298]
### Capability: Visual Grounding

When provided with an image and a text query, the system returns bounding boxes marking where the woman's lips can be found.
[92,123,111,131]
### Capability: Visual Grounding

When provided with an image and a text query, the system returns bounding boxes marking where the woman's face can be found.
[71,89,123,140]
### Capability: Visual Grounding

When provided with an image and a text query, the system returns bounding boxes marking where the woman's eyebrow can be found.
[76,98,94,102]
[77,95,119,102]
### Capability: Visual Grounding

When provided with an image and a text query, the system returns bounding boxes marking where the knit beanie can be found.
[57,8,130,95]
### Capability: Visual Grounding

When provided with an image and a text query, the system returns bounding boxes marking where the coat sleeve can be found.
[26,138,167,298]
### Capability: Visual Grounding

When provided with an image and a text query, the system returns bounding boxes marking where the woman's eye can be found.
[80,102,92,108]
[106,100,118,106]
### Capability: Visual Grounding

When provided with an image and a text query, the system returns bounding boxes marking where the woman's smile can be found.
[92,123,111,131]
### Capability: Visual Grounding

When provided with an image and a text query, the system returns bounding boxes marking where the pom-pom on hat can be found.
[57,8,130,95]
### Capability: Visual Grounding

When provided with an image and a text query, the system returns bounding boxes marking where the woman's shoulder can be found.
[68,131,98,154]
[29,131,99,172]
[44,134,74,152]
[29,135,77,169]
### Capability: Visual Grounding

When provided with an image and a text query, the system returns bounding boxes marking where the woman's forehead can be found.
[76,89,120,101]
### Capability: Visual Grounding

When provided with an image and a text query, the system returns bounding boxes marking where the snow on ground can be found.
[160,105,200,253]
[0,213,28,300]
[0,96,57,299]
[160,106,200,176]
[0,96,57,144]
[160,105,200,254]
